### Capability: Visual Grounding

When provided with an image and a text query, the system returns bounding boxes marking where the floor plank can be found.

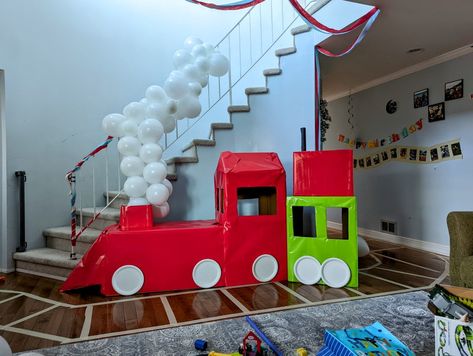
[0,295,53,325]
[281,282,359,302]
[0,330,59,353]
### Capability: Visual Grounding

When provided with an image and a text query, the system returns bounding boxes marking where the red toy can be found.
[61,152,287,296]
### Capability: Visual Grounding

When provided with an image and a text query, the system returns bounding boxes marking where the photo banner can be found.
[339,119,424,150]
[354,139,463,169]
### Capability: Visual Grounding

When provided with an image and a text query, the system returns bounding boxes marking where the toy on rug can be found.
[317,322,414,356]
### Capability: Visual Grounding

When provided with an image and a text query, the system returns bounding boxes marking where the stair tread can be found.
[182,139,216,152]
[166,156,199,164]
[291,25,311,35]
[245,87,269,95]
[228,105,250,113]
[14,248,82,269]
[211,122,234,130]
[43,226,102,243]
[79,207,120,220]
[263,68,282,76]
[275,47,296,57]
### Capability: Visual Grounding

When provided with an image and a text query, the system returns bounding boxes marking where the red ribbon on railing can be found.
[66,136,114,257]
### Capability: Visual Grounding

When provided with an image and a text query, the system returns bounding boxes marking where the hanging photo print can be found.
[445,79,463,101]
[428,103,445,122]
[414,88,429,108]
[355,139,463,169]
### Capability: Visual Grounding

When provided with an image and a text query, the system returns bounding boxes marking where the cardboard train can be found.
[61,150,358,296]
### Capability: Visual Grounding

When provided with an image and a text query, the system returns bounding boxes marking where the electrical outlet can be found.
[380,219,397,234]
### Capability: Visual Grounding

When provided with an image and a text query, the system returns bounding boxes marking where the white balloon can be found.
[128,197,149,206]
[160,115,177,134]
[160,159,168,167]
[123,102,147,122]
[140,98,148,104]
[173,49,194,70]
[195,56,210,73]
[199,73,209,88]
[102,113,125,137]
[164,71,189,100]
[167,100,178,115]
[188,82,202,96]
[183,64,202,83]
[117,136,141,156]
[119,119,139,137]
[153,202,170,219]
[146,102,167,120]
[139,143,163,163]
[358,236,370,257]
[209,53,229,77]
[183,36,203,51]
[143,162,167,184]
[145,85,167,103]
[203,43,215,55]
[162,178,173,195]
[120,156,145,177]
[191,44,207,58]
[146,183,170,205]
[124,176,148,198]
[138,118,164,144]
[177,95,201,119]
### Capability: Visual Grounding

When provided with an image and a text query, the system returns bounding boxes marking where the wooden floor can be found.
[0,238,449,354]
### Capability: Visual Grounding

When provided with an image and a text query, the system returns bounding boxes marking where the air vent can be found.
[380,219,397,234]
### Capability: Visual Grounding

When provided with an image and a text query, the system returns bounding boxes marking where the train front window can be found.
[292,206,316,238]
[237,187,276,216]
[327,207,349,240]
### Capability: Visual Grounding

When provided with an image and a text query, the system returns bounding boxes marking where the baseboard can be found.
[327,221,450,256]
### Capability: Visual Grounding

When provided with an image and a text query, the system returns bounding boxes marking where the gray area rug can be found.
[33,291,434,355]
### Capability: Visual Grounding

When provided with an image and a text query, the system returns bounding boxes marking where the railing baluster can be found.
[270,0,274,41]
[78,172,83,229]
[92,162,96,216]
[259,4,263,55]
[238,24,242,78]
[249,11,253,64]
[281,0,284,30]
[117,151,121,192]
[227,35,233,107]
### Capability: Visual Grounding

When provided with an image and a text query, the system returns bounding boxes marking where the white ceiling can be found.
[319,0,473,99]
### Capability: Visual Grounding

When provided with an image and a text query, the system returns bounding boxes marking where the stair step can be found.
[245,87,269,95]
[275,47,296,57]
[166,156,199,164]
[44,226,101,244]
[291,25,311,36]
[182,139,216,153]
[228,105,250,113]
[80,206,120,220]
[211,122,234,130]
[14,248,82,280]
[263,68,282,76]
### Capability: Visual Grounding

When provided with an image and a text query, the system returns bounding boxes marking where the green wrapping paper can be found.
[287,196,358,287]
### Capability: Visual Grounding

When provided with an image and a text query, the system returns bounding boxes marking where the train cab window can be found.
[220,188,224,213]
[327,208,349,240]
[216,188,224,213]
[292,206,316,238]
[237,187,276,216]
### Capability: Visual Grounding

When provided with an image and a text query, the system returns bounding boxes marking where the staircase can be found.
[12,22,315,280]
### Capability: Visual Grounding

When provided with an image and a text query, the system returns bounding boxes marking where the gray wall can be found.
[0,70,7,271]
[0,0,247,270]
[326,52,473,246]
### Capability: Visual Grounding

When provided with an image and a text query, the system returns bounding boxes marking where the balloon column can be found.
[102,36,229,218]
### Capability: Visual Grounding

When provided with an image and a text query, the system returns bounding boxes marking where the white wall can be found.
[0,0,247,270]
[326,52,473,247]
[0,70,8,272]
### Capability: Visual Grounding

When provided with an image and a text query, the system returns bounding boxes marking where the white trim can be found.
[80,305,93,338]
[0,268,15,273]
[326,44,473,102]
[327,221,450,256]
[15,268,67,281]
[0,70,7,272]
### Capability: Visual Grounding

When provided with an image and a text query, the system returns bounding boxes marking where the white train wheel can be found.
[321,258,351,288]
[192,259,221,288]
[252,254,279,282]
[293,256,322,285]
[111,265,144,296]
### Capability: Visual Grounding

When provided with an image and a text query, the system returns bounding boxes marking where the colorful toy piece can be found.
[288,150,358,288]
[61,152,287,296]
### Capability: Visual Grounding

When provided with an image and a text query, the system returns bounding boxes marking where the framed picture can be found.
[445,79,463,101]
[451,142,462,156]
[428,102,445,122]
[414,88,429,108]
[430,148,439,161]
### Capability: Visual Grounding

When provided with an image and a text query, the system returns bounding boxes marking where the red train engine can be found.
[61,151,288,296]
